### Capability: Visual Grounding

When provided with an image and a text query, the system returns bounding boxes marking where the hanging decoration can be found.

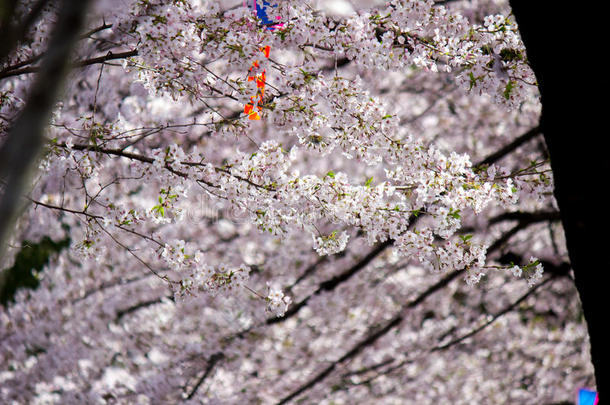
[578,389,599,405]
[243,1,283,120]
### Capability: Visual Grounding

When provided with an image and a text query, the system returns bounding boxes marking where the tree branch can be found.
[267,239,393,325]
[115,295,174,322]
[488,210,560,225]
[474,125,541,168]
[344,262,569,386]
[432,274,555,351]
[185,352,224,401]
[0,0,50,64]
[276,221,532,404]
[0,49,138,79]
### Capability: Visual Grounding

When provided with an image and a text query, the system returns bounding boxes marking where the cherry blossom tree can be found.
[0,0,598,403]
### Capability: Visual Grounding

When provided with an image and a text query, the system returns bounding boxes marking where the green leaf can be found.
[1,236,70,305]
[480,44,493,55]
[365,176,373,188]
[468,72,476,90]
[449,208,461,219]
[499,48,523,62]
[459,234,473,242]
[503,80,515,100]
[326,170,335,178]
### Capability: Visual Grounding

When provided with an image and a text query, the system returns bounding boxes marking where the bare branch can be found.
[0,49,138,79]
[474,125,542,168]
[276,221,533,404]
[185,352,224,401]
[432,275,555,351]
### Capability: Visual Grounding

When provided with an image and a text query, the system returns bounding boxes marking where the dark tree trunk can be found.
[0,0,92,262]
[510,2,609,400]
